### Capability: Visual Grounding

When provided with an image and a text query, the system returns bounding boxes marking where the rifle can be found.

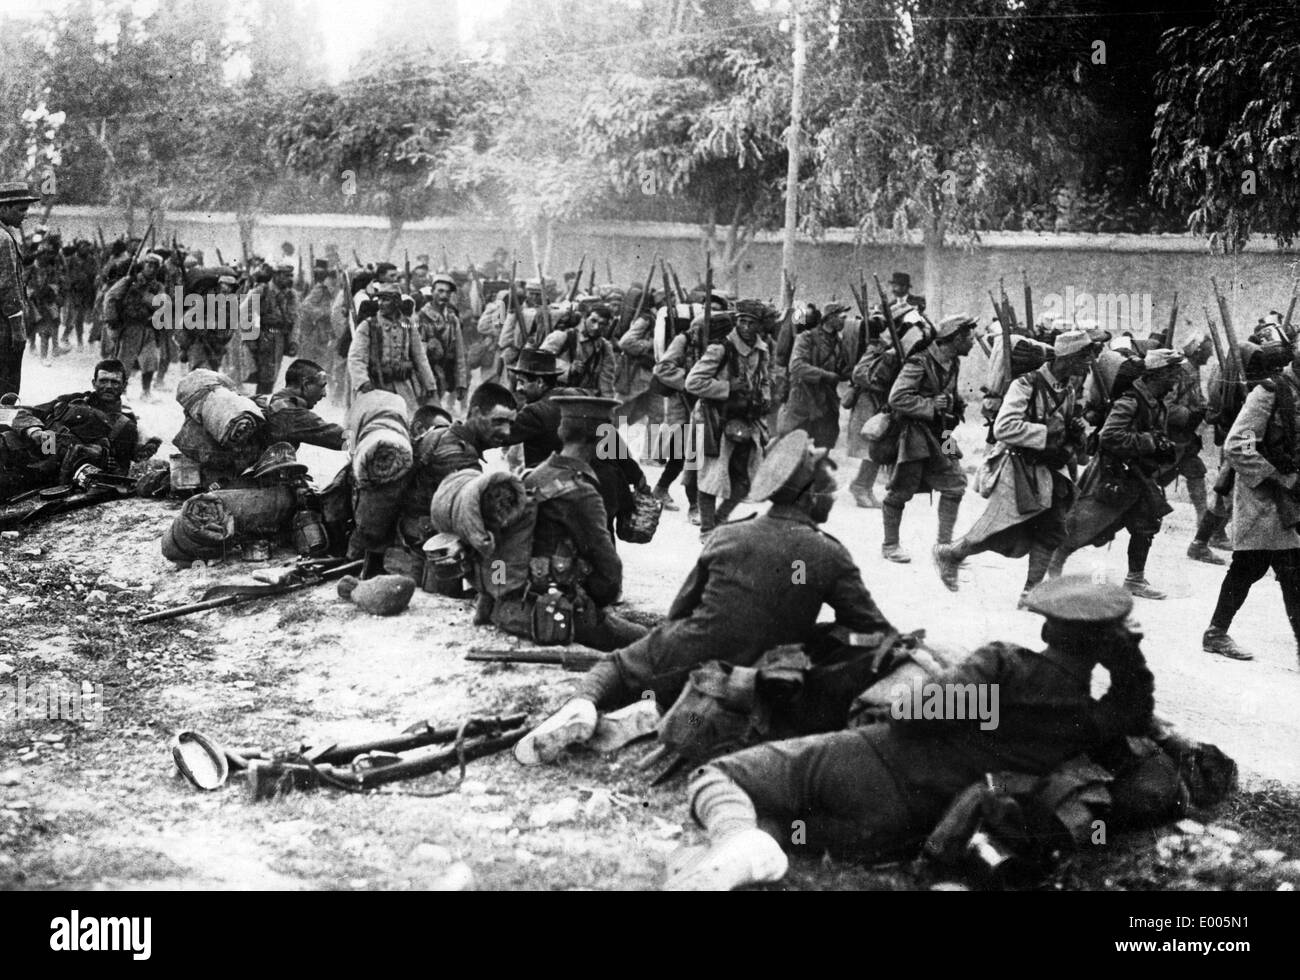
[215,246,225,266]
[629,256,657,327]
[703,250,713,353]
[588,260,597,295]
[1022,270,1034,335]
[441,245,451,274]
[605,257,613,284]
[659,258,674,329]
[665,260,688,303]
[1166,290,1179,348]
[1203,306,1227,374]
[535,262,553,341]
[125,221,155,281]
[999,277,1019,332]
[1283,278,1298,342]
[309,243,316,278]
[568,253,586,302]
[134,557,363,625]
[352,248,363,268]
[403,248,411,293]
[297,249,306,293]
[1210,276,1246,380]
[872,274,905,361]
[466,647,608,672]
[996,292,1015,388]
[508,256,529,350]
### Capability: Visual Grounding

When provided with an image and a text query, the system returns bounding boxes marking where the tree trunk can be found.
[780,0,806,303]
[383,217,404,262]
[922,216,945,321]
[237,212,256,263]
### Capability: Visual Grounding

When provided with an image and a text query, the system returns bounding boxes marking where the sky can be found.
[0,0,511,81]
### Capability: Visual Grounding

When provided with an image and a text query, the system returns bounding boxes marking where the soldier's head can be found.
[1141,349,1186,397]
[431,273,457,308]
[411,404,453,441]
[1182,333,1214,368]
[1050,330,1096,380]
[554,395,618,459]
[1024,576,1138,662]
[465,382,517,448]
[375,282,402,316]
[750,431,838,524]
[285,359,329,408]
[140,253,164,281]
[0,181,36,228]
[217,274,238,294]
[888,271,911,300]
[92,360,127,406]
[76,239,94,256]
[375,262,399,284]
[935,314,977,356]
[273,263,294,287]
[734,308,761,346]
[584,305,613,338]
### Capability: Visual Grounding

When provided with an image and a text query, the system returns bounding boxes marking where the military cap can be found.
[313,258,330,270]
[746,430,829,504]
[0,181,39,205]
[430,273,457,291]
[551,394,619,422]
[217,274,238,286]
[1023,576,1133,623]
[141,252,165,265]
[1053,330,1092,358]
[274,262,294,274]
[1143,348,1185,372]
[735,305,761,323]
[889,272,911,291]
[374,282,402,297]
[936,313,977,339]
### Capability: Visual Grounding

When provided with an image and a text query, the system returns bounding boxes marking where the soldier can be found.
[1162,333,1219,564]
[541,304,618,397]
[348,282,437,416]
[881,313,976,563]
[3,359,159,500]
[663,577,1154,890]
[297,260,337,366]
[1202,341,1300,662]
[777,303,852,448]
[248,262,299,394]
[650,308,709,521]
[1048,349,1187,599]
[502,348,565,467]
[487,395,648,652]
[0,181,37,397]
[844,311,890,508]
[262,359,346,453]
[686,305,771,538]
[614,289,660,428]
[28,236,63,366]
[513,430,899,766]
[933,330,1096,605]
[179,274,238,373]
[61,239,97,350]
[102,251,166,401]
[418,273,469,412]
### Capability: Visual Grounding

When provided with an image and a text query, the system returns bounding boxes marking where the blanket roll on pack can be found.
[347,390,413,488]
[176,369,265,448]
[162,485,297,564]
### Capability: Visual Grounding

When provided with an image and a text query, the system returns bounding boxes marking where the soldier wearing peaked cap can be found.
[1050,348,1186,599]
[662,575,1155,890]
[512,430,899,767]
[934,330,1096,605]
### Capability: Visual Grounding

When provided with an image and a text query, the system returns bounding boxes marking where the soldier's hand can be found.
[358,382,375,394]
[134,437,162,462]
[932,394,951,413]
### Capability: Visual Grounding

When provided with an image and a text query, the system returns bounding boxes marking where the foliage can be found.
[1150,0,1300,250]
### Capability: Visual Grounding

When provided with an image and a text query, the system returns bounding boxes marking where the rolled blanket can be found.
[430,469,529,557]
[161,485,297,565]
[176,369,264,448]
[347,390,413,488]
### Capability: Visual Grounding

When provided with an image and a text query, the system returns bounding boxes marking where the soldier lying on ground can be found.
[1,359,159,500]
[663,577,1155,890]
[513,430,899,765]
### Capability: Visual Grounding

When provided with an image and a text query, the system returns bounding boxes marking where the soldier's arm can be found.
[409,322,437,393]
[824,544,897,635]
[564,485,623,606]
[1088,639,1156,743]
[618,315,654,357]
[887,357,935,421]
[1098,393,1156,458]
[539,328,568,356]
[685,343,730,400]
[272,407,345,452]
[347,320,372,390]
[992,375,1048,450]
[1224,385,1280,489]
[653,335,689,391]
[788,332,830,384]
[665,552,710,620]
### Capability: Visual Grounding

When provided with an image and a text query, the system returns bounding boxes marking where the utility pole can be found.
[780,0,806,308]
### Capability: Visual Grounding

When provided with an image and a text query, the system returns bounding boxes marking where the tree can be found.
[1150,0,1300,251]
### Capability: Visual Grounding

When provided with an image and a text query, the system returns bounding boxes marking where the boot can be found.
[1202,626,1253,661]
[851,486,881,509]
[1186,541,1226,565]
[1023,544,1054,599]
[881,504,910,563]
[697,494,718,533]
[936,494,962,546]
[1193,509,1230,551]
[687,505,701,526]
[1124,574,1167,600]
[513,698,598,766]
[653,487,680,512]
[932,541,965,592]
[663,828,788,892]
[715,498,737,524]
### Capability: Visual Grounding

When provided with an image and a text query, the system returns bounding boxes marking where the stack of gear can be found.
[347,390,413,488]
[429,469,533,600]
[173,369,266,481]
[160,444,308,565]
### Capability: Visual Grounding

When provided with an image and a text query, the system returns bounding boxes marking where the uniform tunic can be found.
[347,312,437,417]
[418,303,469,400]
[778,325,851,447]
[686,329,770,500]
[0,223,28,395]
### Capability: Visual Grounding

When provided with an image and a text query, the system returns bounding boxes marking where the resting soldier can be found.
[881,314,976,563]
[487,395,648,654]
[665,578,1154,890]
[514,431,898,766]
[1049,349,1186,598]
[348,282,437,416]
[1202,341,1300,662]
[934,330,1095,605]
[686,305,770,538]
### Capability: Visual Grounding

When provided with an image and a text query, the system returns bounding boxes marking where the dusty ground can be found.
[2,347,1299,892]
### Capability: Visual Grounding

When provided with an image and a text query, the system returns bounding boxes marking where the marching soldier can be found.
[418,272,469,412]
[61,239,97,350]
[541,304,618,397]
[777,302,852,448]
[0,181,37,397]
[686,305,771,538]
[650,308,709,521]
[102,251,166,401]
[249,262,300,394]
[347,282,437,416]
[844,311,890,508]
[179,274,238,373]
[1202,342,1300,662]
[615,291,660,427]
[933,330,1096,605]
[881,313,976,563]
[28,236,64,366]
[1049,348,1187,599]
[297,260,337,366]
[1161,333,1218,563]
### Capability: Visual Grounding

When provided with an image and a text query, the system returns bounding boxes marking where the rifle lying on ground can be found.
[134,557,363,624]
[466,646,609,672]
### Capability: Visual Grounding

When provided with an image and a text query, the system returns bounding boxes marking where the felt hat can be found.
[508,348,562,376]
[0,181,39,205]
[242,442,308,481]
[889,272,911,292]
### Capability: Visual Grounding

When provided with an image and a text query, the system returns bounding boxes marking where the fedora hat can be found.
[0,181,39,206]
[508,348,562,376]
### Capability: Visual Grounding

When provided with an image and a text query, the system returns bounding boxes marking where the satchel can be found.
[616,487,663,544]
[862,410,900,465]
[530,590,575,646]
